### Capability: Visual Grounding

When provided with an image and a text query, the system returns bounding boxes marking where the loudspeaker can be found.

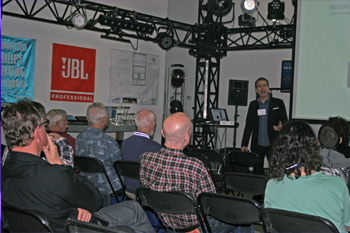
[227,80,249,106]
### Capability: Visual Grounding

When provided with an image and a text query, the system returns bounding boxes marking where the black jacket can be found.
[241,97,288,151]
[1,151,103,231]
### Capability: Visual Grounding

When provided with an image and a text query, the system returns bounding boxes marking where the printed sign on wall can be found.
[51,43,96,102]
[1,35,36,103]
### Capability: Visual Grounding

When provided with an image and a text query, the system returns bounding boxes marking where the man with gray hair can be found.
[47,109,76,149]
[75,102,122,206]
[121,109,161,200]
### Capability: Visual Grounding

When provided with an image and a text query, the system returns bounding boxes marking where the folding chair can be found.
[65,218,132,233]
[74,156,124,203]
[260,208,339,233]
[223,172,268,201]
[229,151,262,174]
[198,192,262,233]
[113,161,141,200]
[185,152,224,193]
[136,186,207,233]
[1,205,56,232]
[192,149,225,174]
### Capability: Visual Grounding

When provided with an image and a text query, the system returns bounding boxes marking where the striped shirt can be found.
[140,147,215,229]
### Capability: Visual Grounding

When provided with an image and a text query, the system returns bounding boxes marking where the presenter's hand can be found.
[43,134,64,165]
[241,146,248,152]
[273,121,283,131]
[77,208,92,222]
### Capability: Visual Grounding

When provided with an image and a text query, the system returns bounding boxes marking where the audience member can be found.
[241,77,288,174]
[47,109,76,149]
[1,100,155,232]
[264,120,350,233]
[318,124,350,186]
[328,116,350,158]
[121,109,161,200]
[75,102,122,205]
[140,112,250,232]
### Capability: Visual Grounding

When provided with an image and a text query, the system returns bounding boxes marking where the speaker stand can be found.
[233,105,239,148]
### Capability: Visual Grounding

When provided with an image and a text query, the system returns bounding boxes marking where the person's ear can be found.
[340,137,343,144]
[161,129,165,138]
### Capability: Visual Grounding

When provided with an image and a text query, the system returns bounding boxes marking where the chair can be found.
[64,218,132,233]
[223,172,268,197]
[198,192,262,232]
[113,161,141,200]
[192,149,225,173]
[74,156,124,203]
[1,205,56,232]
[136,186,207,233]
[229,151,262,174]
[260,208,339,233]
[185,152,224,193]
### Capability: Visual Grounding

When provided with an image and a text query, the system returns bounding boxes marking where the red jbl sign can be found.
[51,43,95,102]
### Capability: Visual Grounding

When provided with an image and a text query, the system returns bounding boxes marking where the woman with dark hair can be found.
[264,120,350,233]
[328,116,350,158]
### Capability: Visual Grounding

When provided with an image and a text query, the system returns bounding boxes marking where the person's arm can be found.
[273,99,288,131]
[49,133,74,168]
[43,134,64,165]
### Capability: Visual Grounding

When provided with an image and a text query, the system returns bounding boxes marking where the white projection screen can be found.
[292,0,350,122]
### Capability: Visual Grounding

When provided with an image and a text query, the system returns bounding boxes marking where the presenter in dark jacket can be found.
[241,77,288,174]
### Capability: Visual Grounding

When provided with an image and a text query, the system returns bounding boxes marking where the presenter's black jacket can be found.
[241,97,288,151]
[1,151,103,231]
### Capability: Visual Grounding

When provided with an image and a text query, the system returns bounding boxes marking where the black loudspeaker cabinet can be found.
[227,80,249,106]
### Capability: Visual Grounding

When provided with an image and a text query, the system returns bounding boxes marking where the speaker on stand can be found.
[227,80,249,148]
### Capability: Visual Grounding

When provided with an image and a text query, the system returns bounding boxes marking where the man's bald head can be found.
[162,112,192,149]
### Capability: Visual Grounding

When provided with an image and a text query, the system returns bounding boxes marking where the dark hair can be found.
[255,77,269,89]
[328,116,349,146]
[2,100,42,150]
[269,120,323,180]
[318,124,340,150]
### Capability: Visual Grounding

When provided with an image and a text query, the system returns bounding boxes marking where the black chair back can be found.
[2,205,56,232]
[136,186,207,233]
[74,156,123,202]
[230,151,262,174]
[113,161,141,200]
[260,208,339,233]
[65,218,132,232]
[198,192,262,232]
[192,149,224,173]
[224,172,268,196]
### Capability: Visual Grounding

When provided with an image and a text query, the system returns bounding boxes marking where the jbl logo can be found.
[61,57,88,79]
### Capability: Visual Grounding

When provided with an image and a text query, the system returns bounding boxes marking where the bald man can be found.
[121,109,161,200]
[140,113,245,232]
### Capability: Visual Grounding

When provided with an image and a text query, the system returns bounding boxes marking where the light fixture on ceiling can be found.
[241,0,258,14]
[238,13,256,27]
[208,0,233,16]
[267,0,285,21]
[170,64,186,88]
[71,13,88,29]
[156,29,175,50]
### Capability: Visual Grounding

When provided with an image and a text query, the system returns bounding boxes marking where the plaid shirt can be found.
[140,147,216,229]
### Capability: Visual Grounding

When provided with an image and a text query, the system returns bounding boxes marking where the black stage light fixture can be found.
[267,0,285,21]
[157,32,174,50]
[71,13,88,29]
[208,0,233,16]
[170,64,186,88]
[170,100,184,114]
[241,0,258,14]
[238,13,256,27]
[98,15,155,34]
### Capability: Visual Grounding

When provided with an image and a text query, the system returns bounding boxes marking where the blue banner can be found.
[1,35,36,103]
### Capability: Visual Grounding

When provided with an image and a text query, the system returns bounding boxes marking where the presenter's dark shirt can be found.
[1,151,102,231]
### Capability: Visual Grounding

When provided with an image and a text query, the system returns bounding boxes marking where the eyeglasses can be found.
[39,119,50,127]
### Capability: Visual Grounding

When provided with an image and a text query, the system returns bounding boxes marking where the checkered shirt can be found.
[140,147,216,229]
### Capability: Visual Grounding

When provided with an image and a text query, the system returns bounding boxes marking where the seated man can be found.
[75,102,122,205]
[264,120,350,233]
[47,109,76,149]
[1,100,155,233]
[328,116,350,158]
[318,124,350,187]
[140,112,249,233]
[121,109,162,200]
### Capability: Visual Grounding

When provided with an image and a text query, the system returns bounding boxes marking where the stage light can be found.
[241,0,258,14]
[156,32,174,50]
[98,15,155,34]
[208,0,233,16]
[71,13,88,29]
[170,100,184,114]
[170,64,186,88]
[238,13,256,27]
[267,0,285,21]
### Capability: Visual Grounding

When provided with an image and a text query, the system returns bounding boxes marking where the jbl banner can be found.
[51,43,96,102]
[1,35,36,103]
